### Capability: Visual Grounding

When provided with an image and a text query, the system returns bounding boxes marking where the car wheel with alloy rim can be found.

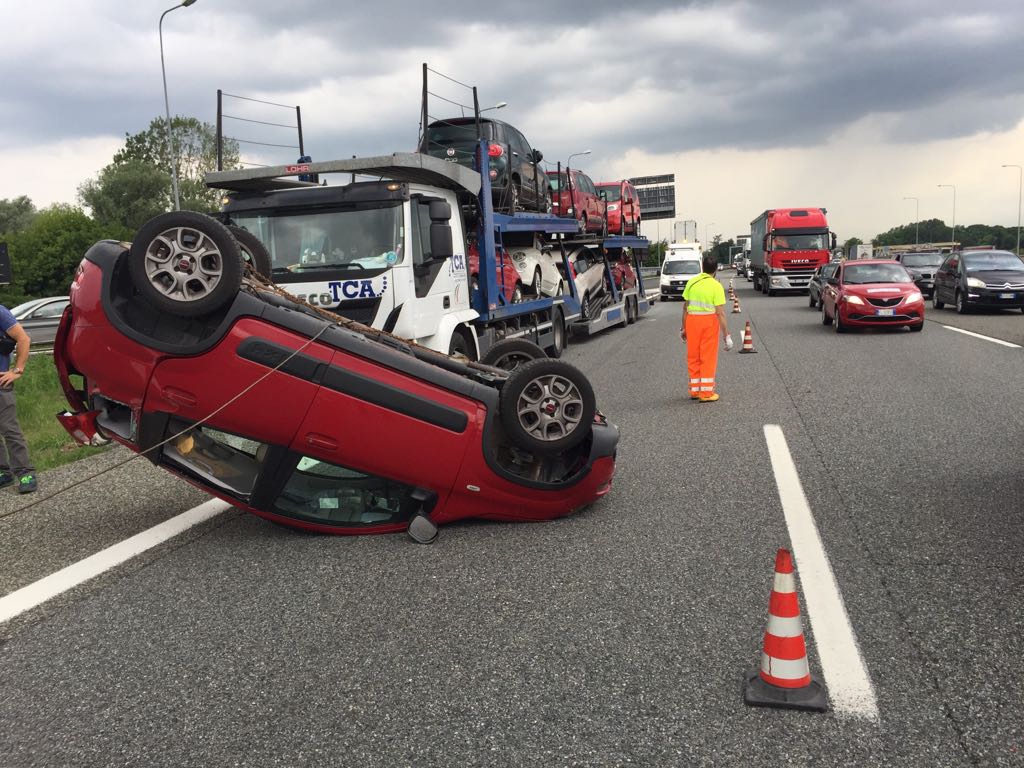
[932,292,945,310]
[955,290,968,314]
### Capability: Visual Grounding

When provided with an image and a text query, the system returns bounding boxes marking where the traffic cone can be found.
[744,548,828,713]
[731,295,741,313]
[738,321,757,353]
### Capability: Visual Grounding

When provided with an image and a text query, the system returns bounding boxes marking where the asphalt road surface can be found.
[2,277,1023,767]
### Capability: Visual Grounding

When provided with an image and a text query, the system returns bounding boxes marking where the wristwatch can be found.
[10,367,23,375]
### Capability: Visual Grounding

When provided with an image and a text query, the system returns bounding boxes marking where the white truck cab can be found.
[659,243,703,301]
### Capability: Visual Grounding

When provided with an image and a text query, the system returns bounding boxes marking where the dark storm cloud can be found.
[3,0,1024,163]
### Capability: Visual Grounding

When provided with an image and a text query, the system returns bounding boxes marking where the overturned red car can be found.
[55,212,617,540]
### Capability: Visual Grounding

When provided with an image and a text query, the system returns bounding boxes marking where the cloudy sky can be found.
[2,0,1024,243]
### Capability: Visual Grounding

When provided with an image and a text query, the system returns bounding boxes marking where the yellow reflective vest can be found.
[682,273,726,314]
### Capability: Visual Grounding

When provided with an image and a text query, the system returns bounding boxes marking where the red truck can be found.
[750,208,836,295]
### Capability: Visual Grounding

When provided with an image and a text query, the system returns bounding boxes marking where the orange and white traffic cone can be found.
[732,295,741,313]
[744,548,827,712]
[738,321,757,353]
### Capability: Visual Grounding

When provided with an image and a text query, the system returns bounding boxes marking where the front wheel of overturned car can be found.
[499,358,597,455]
[129,211,243,318]
[481,338,546,372]
[228,225,272,279]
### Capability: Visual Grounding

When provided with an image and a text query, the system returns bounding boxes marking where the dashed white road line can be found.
[0,498,230,625]
[763,424,880,721]
[940,325,1021,348]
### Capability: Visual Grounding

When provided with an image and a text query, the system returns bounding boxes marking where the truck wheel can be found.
[545,306,566,358]
[481,339,546,371]
[448,329,474,359]
[499,359,596,455]
[227,225,272,279]
[128,211,243,318]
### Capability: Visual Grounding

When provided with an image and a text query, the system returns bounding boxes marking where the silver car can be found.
[10,296,70,346]
[567,246,609,320]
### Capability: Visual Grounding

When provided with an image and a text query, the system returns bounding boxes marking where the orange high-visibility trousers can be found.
[685,313,720,397]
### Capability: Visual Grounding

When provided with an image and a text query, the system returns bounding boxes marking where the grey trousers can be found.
[0,386,33,476]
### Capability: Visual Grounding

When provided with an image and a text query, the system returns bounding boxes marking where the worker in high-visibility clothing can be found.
[680,255,733,402]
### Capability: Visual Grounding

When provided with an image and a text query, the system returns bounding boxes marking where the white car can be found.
[567,245,609,319]
[508,234,564,298]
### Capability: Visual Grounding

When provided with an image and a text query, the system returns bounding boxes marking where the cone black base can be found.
[743,669,828,712]
[739,348,757,354]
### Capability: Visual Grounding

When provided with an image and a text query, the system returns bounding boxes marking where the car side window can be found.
[508,128,529,158]
[34,300,69,318]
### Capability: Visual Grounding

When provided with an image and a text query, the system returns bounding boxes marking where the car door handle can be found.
[305,433,338,451]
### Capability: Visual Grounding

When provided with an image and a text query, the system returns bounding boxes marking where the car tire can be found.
[499,358,596,455]
[507,180,521,213]
[910,321,924,332]
[833,304,846,333]
[808,291,816,308]
[511,282,524,304]
[128,211,243,318]
[531,269,543,297]
[545,306,566,358]
[227,225,272,279]
[581,291,592,320]
[481,338,546,371]
[932,292,945,310]
[955,290,968,314]
[659,295,666,303]
[822,301,831,326]
[542,190,553,215]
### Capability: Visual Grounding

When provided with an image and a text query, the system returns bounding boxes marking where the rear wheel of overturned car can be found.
[128,211,243,318]
[227,225,272,279]
[481,338,546,372]
[499,358,597,455]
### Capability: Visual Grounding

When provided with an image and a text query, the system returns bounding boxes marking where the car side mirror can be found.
[531,149,543,163]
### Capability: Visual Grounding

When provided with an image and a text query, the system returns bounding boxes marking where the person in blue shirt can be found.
[0,304,36,493]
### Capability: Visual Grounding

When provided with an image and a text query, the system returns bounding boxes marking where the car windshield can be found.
[901,253,943,267]
[232,203,404,273]
[773,233,826,251]
[963,252,1024,272]
[597,186,622,201]
[547,172,565,191]
[664,260,700,275]
[843,263,913,284]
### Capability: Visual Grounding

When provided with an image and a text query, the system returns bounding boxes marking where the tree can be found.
[114,116,240,211]
[78,159,170,234]
[842,236,862,252]
[0,205,108,303]
[873,219,1015,249]
[0,196,38,236]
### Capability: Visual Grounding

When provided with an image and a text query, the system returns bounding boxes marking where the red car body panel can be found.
[596,180,641,235]
[468,241,520,303]
[58,246,617,536]
[822,259,925,329]
[547,169,607,234]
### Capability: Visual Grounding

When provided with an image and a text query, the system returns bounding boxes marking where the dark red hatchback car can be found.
[54,213,618,540]
[547,168,607,236]
[595,180,641,236]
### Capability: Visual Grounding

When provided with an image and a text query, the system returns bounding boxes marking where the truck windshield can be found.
[231,203,404,274]
[773,233,826,251]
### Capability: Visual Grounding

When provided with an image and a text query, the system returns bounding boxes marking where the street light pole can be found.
[1003,164,1023,255]
[159,0,198,212]
[567,149,592,168]
[938,184,956,246]
[903,196,919,245]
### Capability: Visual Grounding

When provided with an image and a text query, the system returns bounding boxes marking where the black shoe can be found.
[17,474,37,494]
[0,471,13,488]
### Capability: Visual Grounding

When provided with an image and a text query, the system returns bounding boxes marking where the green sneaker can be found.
[0,471,13,488]
[17,474,37,494]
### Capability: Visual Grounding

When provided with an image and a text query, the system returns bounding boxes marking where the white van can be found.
[659,243,703,301]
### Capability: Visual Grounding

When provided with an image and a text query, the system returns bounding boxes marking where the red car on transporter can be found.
[595,180,641,236]
[820,259,925,333]
[54,212,618,541]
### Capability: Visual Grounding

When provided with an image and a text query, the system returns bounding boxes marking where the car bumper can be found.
[661,284,687,297]
[965,289,1024,308]
[842,302,925,326]
[913,279,934,296]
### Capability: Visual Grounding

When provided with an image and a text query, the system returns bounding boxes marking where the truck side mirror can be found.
[429,200,451,222]
[831,233,837,249]
[428,200,453,259]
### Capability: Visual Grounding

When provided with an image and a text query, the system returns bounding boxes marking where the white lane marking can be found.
[940,325,1021,349]
[0,499,230,624]
[763,424,880,721]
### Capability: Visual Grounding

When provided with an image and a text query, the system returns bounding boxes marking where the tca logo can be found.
[450,253,466,273]
[328,277,388,301]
